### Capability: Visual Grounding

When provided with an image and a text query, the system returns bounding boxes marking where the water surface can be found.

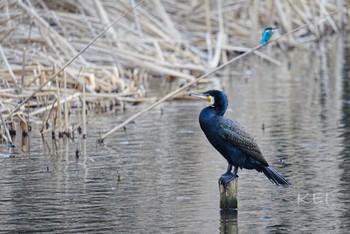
[0,35,349,233]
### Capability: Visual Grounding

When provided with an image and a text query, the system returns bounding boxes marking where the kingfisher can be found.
[261,26,278,46]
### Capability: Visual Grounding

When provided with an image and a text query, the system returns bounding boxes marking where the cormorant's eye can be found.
[206,95,215,105]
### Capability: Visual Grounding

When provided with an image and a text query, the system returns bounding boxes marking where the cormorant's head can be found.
[189,90,228,115]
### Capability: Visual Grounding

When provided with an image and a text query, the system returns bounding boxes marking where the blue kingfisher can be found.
[262,26,278,46]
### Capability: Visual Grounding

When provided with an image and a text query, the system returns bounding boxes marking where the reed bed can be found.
[0,0,348,142]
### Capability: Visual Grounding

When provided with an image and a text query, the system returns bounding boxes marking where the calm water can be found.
[1,35,350,233]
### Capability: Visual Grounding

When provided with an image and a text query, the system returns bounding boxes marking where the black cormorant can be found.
[190,90,290,187]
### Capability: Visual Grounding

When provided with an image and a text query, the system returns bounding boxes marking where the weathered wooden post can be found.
[219,177,238,209]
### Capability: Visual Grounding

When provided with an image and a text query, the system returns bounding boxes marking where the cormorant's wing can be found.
[218,118,269,166]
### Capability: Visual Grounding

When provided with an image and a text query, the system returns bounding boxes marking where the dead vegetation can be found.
[0,0,348,142]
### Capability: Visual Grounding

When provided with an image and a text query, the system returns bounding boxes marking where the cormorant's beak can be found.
[189,93,214,105]
[189,92,206,99]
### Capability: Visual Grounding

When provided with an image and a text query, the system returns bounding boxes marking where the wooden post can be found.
[219,177,238,209]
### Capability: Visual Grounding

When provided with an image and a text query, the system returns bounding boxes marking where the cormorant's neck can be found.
[200,103,227,120]
[212,98,228,116]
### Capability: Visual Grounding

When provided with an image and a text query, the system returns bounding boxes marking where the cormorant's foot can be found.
[219,172,238,189]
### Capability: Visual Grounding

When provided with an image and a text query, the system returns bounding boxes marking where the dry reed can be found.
[0,0,348,141]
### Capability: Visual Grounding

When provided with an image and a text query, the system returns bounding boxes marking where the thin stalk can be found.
[82,76,87,139]
[98,44,263,143]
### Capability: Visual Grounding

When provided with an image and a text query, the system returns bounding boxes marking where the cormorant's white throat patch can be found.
[208,95,215,105]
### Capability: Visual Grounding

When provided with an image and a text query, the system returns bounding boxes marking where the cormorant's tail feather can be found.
[262,166,290,186]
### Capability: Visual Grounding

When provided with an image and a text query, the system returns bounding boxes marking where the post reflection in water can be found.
[220,210,238,234]
[0,34,349,233]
